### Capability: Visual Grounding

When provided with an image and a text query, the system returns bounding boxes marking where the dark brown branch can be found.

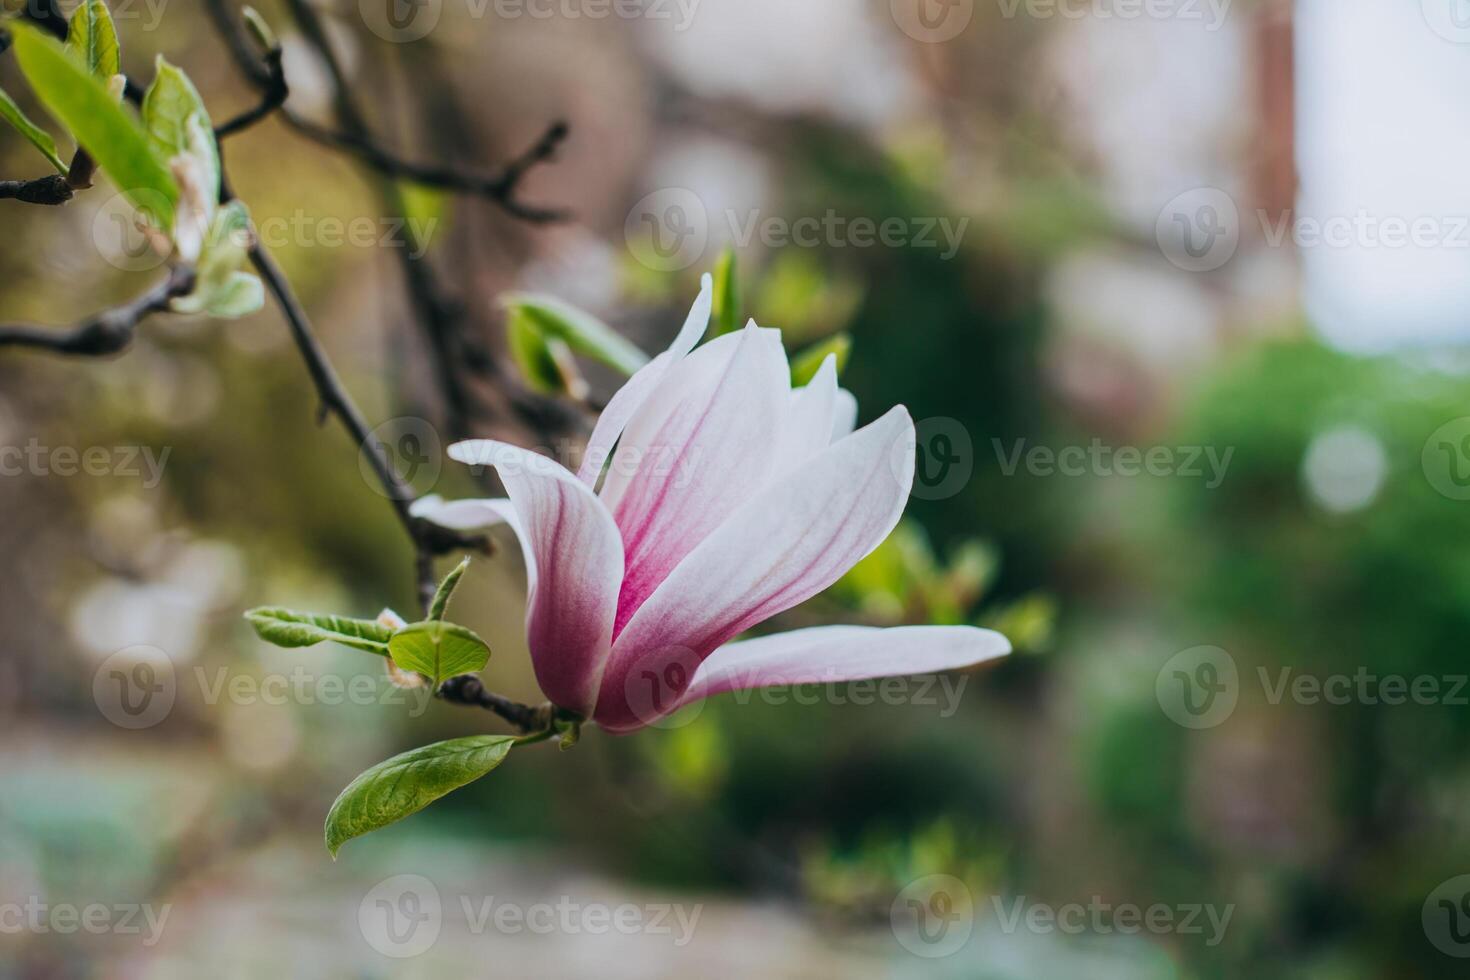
[437,675,550,732]
[0,173,73,205]
[283,117,571,223]
[0,265,194,355]
[213,45,286,139]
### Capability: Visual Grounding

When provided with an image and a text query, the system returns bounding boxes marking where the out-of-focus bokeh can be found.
[3,0,1469,975]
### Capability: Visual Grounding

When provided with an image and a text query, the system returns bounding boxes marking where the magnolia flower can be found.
[414,276,1009,732]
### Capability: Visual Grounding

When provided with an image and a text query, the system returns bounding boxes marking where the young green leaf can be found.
[171,199,263,318]
[711,247,741,336]
[507,307,568,394]
[790,333,852,386]
[0,87,67,174]
[66,0,120,80]
[387,621,490,685]
[142,57,218,199]
[241,5,279,53]
[324,735,516,856]
[192,271,264,318]
[244,607,393,655]
[428,557,471,622]
[501,293,649,377]
[9,23,178,227]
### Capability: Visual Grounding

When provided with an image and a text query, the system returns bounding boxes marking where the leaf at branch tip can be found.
[241,6,279,53]
[711,247,741,337]
[9,23,178,228]
[0,86,67,174]
[507,307,566,394]
[325,735,515,857]
[387,621,490,685]
[790,333,852,386]
[501,293,649,377]
[244,607,393,655]
[428,557,471,622]
[66,0,120,80]
[143,57,218,202]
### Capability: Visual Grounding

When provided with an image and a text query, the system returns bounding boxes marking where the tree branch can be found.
[0,265,195,355]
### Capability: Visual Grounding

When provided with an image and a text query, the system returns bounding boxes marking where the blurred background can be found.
[3,0,1470,976]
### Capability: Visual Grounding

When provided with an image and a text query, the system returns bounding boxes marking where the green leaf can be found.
[502,293,649,377]
[507,307,568,394]
[387,621,490,685]
[241,5,279,52]
[142,56,218,196]
[790,333,852,386]
[66,0,120,80]
[0,86,67,174]
[10,23,177,227]
[195,271,264,318]
[244,607,392,655]
[711,247,742,336]
[428,557,470,622]
[325,735,515,856]
[172,202,262,318]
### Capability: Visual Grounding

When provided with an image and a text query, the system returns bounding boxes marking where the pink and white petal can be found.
[576,275,712,485]
[409,494,515,532]
[447,440,624,715]
[602,322,792,636]
[772,354,839,476]
[679,625,1010,706]
[831,388,858,442]
[593,406,916,731]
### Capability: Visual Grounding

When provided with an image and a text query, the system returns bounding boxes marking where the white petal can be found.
[831,388,859,442]
[681,625,1010,705]
[773,353,840,475]
[576,274,712,485]
[601,322,791,636]
[593,406,916,731]
[409,494,514,531]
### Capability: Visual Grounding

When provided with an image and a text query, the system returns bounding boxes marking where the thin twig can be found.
[0,265,195,355]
